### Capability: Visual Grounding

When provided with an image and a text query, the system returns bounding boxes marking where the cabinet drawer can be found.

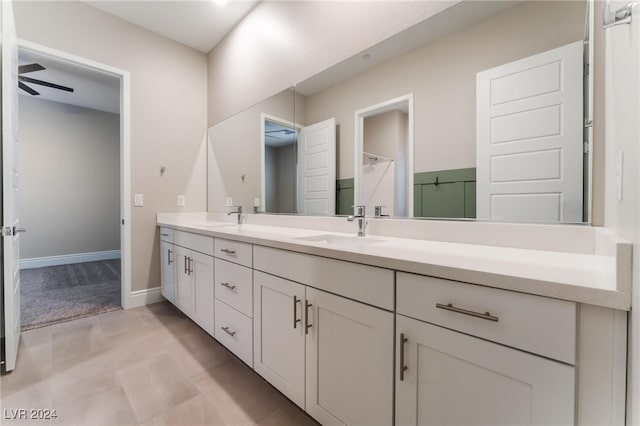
[214,238,252,267]
[396,272,576,364]
[214,259,253,317]
[214,300,253,367]
[159,227,174,244]
[254,245,394,311]
[174,230,214,256]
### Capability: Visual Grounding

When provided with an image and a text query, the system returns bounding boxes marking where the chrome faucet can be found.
[227,206,243,224]
[347,205,367,237]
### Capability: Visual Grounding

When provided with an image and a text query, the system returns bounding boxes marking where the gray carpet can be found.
[20,259,122,331]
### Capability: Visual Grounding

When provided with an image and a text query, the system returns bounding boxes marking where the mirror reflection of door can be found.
[264,119,299,214]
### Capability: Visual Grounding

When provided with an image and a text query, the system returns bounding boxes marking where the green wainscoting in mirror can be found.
[336,178,354,216]
[414,168,476,219]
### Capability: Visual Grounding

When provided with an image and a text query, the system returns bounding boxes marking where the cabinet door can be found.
[396,315,575,426]
[191,250,214,335]
[253,271,306,409]
[174,245,193,317]
[305,287,394,426]
[160,241,176,304]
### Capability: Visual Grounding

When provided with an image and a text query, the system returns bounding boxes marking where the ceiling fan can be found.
[18,63,74,96]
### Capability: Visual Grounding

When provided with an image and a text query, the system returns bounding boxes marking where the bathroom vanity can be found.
[157,212,630,426]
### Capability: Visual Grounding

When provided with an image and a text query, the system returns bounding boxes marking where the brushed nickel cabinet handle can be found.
[220,248,236,255]
[293,295,301,329]
[167,249,173,265]
[184,256,188,274]
[220,282,236,290]
[221,326,236,337]
[305,300,312,335]
[188,258,194,275]
[399,333,408,381]
[160,233,169,237]
[435,303,499,322]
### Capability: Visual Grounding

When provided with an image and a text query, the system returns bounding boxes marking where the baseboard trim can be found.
[21,250,121,269]
[126,287,164,309]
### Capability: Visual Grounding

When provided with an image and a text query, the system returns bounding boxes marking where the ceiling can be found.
[86,0,259,53]
[19,49,121,114]
[265,120,297,148]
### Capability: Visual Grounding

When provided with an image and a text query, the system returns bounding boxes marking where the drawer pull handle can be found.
[293,295,301,329]
[160,233,169,237]
[188,257,193,275]
[184,256,188,274]
[220,282,236,290]
[221,326,237,337]
[399,333,408,381]
[435,303,499,322]
[305,301,312,335]
[220,248,236,255]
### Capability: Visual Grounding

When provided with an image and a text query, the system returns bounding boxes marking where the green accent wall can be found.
[336,178,354,215]
[414,168,476,219]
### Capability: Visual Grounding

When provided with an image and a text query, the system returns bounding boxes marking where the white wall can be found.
[13,1,208,292]
[207,0,458,125]
[603,2,640,422]
[19,97,120,260]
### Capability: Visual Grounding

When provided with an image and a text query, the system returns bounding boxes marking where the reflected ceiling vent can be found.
[18,63,74,96]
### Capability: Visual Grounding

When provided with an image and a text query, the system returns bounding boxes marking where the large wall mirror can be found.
[208,0,592,224]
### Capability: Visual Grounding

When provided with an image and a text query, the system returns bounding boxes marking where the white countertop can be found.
[157,213,632,310]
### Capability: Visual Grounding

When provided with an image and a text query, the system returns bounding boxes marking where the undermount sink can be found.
[295,234,386,248]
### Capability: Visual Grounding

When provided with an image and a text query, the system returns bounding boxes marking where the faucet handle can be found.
[351,205,365,216]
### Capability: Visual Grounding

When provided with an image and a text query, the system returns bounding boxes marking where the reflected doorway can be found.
[262,116,299,214]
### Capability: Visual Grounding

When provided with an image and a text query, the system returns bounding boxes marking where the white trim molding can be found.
[128,287,164,309]
[21,250,121,269]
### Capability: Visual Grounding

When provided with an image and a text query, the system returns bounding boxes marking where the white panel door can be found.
[297,118,336,215]
[476,41,584,222]
[305,287,394,426]
[396,315,575,426]
[2,0,21,372]
[253,271,306,409]
[160,241,176,304]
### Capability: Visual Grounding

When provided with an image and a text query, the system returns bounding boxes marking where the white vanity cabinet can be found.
[395,272,576,426]
[170,230,215,336]
[213,238,254,367]
[159,227,176,304]
[253,245,395,425]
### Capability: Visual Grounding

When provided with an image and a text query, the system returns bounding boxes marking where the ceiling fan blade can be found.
[18,81,40,96]
[19,76,74,93]
[18,63,45,74]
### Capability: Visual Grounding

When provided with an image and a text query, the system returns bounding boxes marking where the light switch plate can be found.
[177,195,186,207]
[226,197,233,207]
[134,194,144,207]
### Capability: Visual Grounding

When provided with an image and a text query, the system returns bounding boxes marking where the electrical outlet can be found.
[134,194,144,207]
[226,197,233,207]
[177,195,186,207]
[254,197,261,207]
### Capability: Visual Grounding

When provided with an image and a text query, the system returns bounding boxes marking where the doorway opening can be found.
[15,41,131,331]
[354,94,414,217]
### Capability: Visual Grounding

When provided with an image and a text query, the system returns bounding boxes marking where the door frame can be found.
[17,39,133,309]
[354,93,414,217]
[260,113,302,213]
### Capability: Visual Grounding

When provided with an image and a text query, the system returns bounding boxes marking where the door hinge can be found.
[2,226,13,237]
[584,63,590,77]
[584,141,590,154]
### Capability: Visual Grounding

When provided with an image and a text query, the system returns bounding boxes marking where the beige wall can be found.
[13,1,208,292]
[207,0,459,126]
[303,1,586,179]
[208,89,304,212]
[19,97,120,259]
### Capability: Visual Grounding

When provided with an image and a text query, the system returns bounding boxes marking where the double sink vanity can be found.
[157,211,631,425]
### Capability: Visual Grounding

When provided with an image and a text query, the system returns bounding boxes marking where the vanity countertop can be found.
[157,213,632,311]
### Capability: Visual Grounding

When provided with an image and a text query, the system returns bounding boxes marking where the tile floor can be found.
[0,302,319,426]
